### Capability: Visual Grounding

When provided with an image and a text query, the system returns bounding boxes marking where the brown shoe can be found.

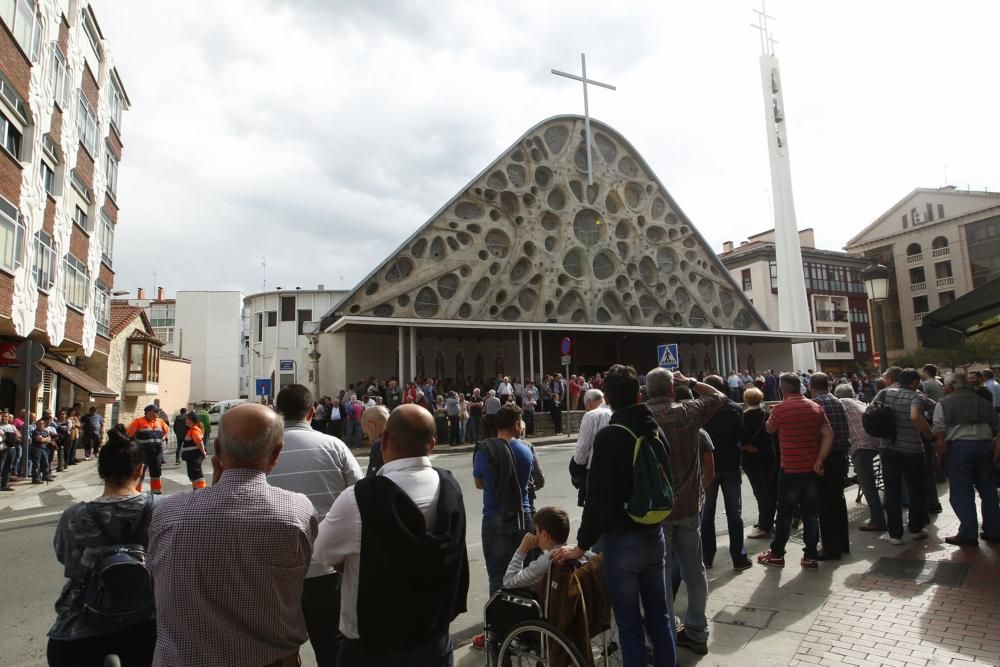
[859,521,886,532]
[747,527,771,539]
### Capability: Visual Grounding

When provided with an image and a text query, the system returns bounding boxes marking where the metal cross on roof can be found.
[751,0,778,55]
[551,54,616,185]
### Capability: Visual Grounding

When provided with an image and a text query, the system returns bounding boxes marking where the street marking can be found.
[0,509,63,524]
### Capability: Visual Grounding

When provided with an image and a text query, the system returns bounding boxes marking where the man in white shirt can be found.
[268,385,363,666]
[314,405,469,666]
[497,376,514,404]
[569,389,612,507]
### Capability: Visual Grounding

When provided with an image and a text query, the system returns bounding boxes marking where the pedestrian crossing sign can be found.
[657,344,679,369]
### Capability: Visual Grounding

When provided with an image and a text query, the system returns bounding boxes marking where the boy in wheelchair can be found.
[485,508,613,666]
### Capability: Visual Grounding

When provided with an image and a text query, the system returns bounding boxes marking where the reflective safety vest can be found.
[126,417,169,447]
[182,425,204,453]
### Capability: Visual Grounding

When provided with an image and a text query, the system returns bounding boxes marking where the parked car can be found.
[207,399,249,429]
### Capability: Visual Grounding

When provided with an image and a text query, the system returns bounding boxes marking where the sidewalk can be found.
[453,483,1000,667]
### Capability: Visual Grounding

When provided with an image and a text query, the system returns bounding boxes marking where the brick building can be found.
[0,1,127,415]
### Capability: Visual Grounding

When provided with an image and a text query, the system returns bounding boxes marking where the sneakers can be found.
[733,558,753,571]
[756,550,785,568]
[800,557,819,570]
[880,534,903,545]
[676,628,708,655]
[471,633,486,650]
[747,527,771,539]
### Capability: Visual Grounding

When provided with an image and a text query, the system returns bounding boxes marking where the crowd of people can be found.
[35,358,1000,667]
[0,404,106,490]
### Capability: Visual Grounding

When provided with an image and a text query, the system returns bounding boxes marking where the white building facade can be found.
[174,291,242,403]
[242,288,345,399]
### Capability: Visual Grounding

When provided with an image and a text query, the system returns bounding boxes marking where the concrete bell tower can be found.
[754,4,817,372]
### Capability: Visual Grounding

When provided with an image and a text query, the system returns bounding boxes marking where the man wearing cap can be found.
[127,405,171,494]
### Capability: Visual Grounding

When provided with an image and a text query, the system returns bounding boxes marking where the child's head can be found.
[533,506,570,551]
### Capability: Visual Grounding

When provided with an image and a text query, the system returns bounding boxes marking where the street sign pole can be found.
[560,337,573,439]
[20,341,31,477]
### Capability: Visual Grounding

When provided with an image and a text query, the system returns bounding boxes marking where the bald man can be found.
[315,405,469,667]
[149,404,317,667]
[362,405,390,476]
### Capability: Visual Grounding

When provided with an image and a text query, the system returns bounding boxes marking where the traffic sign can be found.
[279,360,295,372]
[255,378,272,396]
[657,343,679,369]
[872,352,881,366]
[560,337,572,356]
[560,354,571,366]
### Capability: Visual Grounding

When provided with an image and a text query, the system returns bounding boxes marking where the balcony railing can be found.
[910,281,927,292]
[814,309,849,322]
[936,276,954,288]
[932,246,950,258]
[907,253,924,264]
[914,312,926,323]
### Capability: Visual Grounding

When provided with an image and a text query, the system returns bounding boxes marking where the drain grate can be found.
[712,604,777,629]
[867,557,969,587]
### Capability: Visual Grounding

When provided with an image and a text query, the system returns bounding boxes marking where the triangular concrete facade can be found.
[333,116,766,331]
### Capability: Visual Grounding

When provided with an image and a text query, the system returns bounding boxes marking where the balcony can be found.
[914,312,926,323]
[909,281,927,292]
[816,340,853,357]
[906,253,924,264]
[936,276,954,288]
[814,309,849,323]
[932,246,950,258]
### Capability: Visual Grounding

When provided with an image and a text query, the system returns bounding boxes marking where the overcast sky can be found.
[92,0,1000,297]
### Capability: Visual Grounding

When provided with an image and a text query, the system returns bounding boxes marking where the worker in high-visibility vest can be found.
[126,405,170,494]
[180,412,207,490]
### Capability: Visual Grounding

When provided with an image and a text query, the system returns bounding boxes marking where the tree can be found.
[969,328,1000,368]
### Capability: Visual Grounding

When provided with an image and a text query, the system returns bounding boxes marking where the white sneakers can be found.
[879,534,903,546]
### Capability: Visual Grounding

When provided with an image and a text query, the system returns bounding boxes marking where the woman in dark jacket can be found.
[48,430,156,666]
[740,387,778,539]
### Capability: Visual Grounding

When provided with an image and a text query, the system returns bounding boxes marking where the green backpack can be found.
[613,424,673,524]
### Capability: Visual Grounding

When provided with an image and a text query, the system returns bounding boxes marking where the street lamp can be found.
[861,262,890,373]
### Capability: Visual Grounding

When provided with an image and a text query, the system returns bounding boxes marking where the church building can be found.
[317,116,835,390]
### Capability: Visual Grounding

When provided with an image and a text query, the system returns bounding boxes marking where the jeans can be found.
[881,447,929,539]
[700,469,747,565]
[0,445,12,488]
[174,433,186,463]
[458,419,466,443]
[482,513,531,595]
[945,440,1000,540]
[30,446,50,482]
[818,452,850,556]
[663,515,709,644]
[67,437,78,464]
[602,528,676,667]
[343,420,361,449]
[852,449,885,526]
[771,471,820,559]
[466,416,481,443]
[302,573,342,666]
[742,455,777,531]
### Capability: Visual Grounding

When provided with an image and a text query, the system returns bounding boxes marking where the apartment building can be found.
[0,1,127,415]
[720,228,872,374]
[845,187,1000,358]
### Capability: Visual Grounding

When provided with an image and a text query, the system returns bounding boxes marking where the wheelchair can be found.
[483,556,621,667]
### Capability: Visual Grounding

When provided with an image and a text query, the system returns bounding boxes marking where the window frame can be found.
[32,229,55,292]
[39,159,55,196]
[76,92,98,157]
[62,252,89,310]
[280,296,295,322]
[255,313,263,343]
[297,309,313,335]
[72,204,90,233]
[98,210,114,265]
[103,144,118,197]
[108,80,124,133]
[0,109,22,160]
[126,339,160,384]
[266,310,277,327]
[93,281,110,337]
[48,42,69,108]
[0,194,25,274]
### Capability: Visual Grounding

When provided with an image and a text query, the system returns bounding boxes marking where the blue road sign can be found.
[657,344,679,369]
[279,360,295,371]
[255,378,272,396]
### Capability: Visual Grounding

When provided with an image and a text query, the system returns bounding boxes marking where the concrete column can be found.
[713,337,721,374]
[529,329,536,384]
[398,327,405,382]
[540,334,545,381]
[409,327,417,383]
[518,330,525,385]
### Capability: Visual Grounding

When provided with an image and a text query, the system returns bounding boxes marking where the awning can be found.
[921,276,1000,348]
[37,356,119,402]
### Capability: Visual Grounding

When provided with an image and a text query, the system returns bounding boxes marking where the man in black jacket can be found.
[700,376,752,571]
[553,364,677,667]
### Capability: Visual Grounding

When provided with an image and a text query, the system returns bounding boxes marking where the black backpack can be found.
[862,393,897,440]
[82,500,155,631]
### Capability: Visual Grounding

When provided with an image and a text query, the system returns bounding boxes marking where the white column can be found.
[712,338,720,374]
[409,327,417,382]
[529,329,536,383]
[398,327,405,382]
[518,330,525,385]
[540,334,545,381]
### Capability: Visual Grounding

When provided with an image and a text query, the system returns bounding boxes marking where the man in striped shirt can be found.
[269,384,363,666]
[757,373,833,570]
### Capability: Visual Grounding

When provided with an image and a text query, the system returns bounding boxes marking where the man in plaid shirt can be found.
[810,373,851,560]
[148,404,316,667]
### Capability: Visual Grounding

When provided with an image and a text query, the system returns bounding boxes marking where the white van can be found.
[207,399,249,429]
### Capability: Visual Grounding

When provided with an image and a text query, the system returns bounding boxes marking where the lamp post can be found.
[861,262,890,373]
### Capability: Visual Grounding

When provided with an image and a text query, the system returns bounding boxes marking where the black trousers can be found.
[302,573,342,667]
[47,619,156,666]
[818,453,850,556]
[338,631,453,667]
[549,405,562,434]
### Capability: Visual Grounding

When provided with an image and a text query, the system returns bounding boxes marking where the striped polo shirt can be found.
[767,393,830,474]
